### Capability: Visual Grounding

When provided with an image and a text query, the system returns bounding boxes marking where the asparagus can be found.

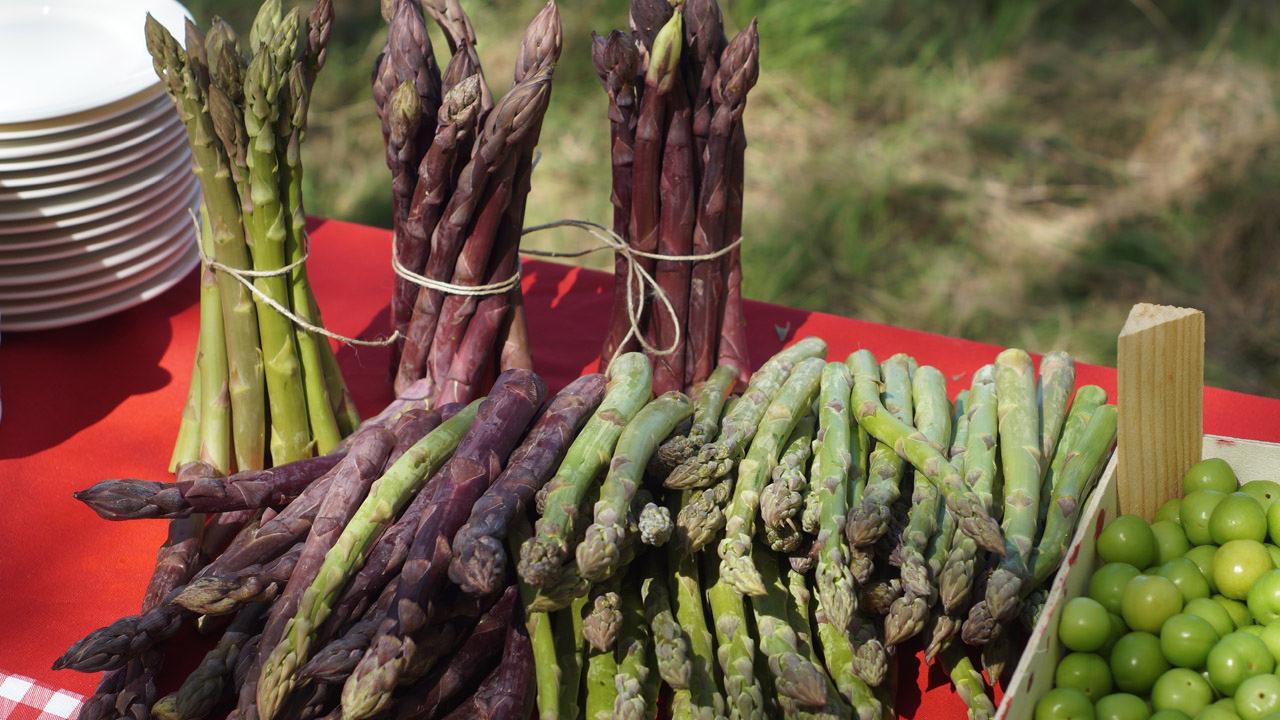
[519,353,652,588]
[439,620,535,720]
[811,362,858,634]
[512,520,561,720]
[638,502,674,546]
[450,374,607,595]
[298,583,394,683]
[174,542,303,615]
[581,580,623,652]
[846,354,913,545]
[939,365,998,612]
[705,554,766,719]
[583,636,618,720]
[577,392,692,580]
[1031,405,1118,583]
[667,337,826,490]
[253,401,480,720]
[1021,587,1050,631]
[719,357,825,596]
[895,365,950,601]
[656,364,738,472]
[627,8,681,281]
[155,603,265,720]
[753,545,828,707]
[170,360,203,472]
[715,43,758,380]
[194,210,232,473]
[339,371,545,720]
[613,573,658,720]
[682,0,725,164]
[801,580,878,719]
[667,504,727,719]
[75,453,345,521]
[592,29,643,363]
[650,68,696,395]
[147,16,266,472]
[984,348,1044,623]
[942,643,996,720]
[1040,385,1108,514]
[762,412,816,553]
[1037,351,1076,481]
[847,349,1004,554]
[848,617,889,688]
[642,553,691,689]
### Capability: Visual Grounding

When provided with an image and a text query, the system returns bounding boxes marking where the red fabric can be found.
[2,217,1277,718]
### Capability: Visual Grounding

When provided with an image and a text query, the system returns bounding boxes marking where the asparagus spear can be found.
[511,521,561,720]
[811,362,858,634]
[253,401,480,720]
[174,542,302,615]
[339,371,545,720]
[787,569,870,720]
[705,554,766,719]
[762,412,817,553]
[682,0,725,182]
[638,502,672,546]
[154,603,265,720]
[298,582,395,684]
[641,553,691,689]
[942,643,996,720]
[577,392,692,580]
[519,353,652,588]
[581,579,623,652]
[860,578,902,617]
[669,337,826,490]
[650,67,696,394]
[450,374,606,595]
[439,620,535,720]
[984,348,1044,623]
[583,637,619,720]
[592,29,643,363]
[847,349,1004,554]
[656,364,738,471]
[715,42,758,381]
[939,365,997,612]
[894,365,951,602]
[1040,385,1108,515]
[667,500,727,719]
[170,361,203,473]
[845,354,913,545]
[613,571,658,720]
[1031,405,1118,583]
[809,583,879,718]
[147,16,266,472]
[719,357,825,595]
[1037,352,1076,480]
[753,544,828,707]
[193,210,232,473]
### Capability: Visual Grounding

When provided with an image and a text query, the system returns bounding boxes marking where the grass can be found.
[183,0,1280,396]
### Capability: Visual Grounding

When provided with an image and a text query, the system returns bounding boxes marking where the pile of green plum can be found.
[1036,458,1280,720]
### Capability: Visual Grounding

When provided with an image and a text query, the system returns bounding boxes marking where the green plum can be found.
[1212,495,1268,545]
[1123,575,1184,633]
[1241,481,1280,512]
[1112,631,1171,694]
[1157,498,1184,525]
[1161,558,1213,603]
[1247,570,1280,625]
[1208,632,1275,696]
[1061,597,1113,653]
[1185,459,1240,495]
[1196,703,1243,720]
[1215,541,1276,601]
[1216,595,1255,629]
[1057,652,1114,700]
[1095,692,1151,720]
[1185,597,1237,637]
[1235,673,1280,720]
[1103,612,1130,656]
[1152,668,1215,716]
[1266,545,1280,569]
[1036,687,1096,720]
[1155,521,1194,564]
[1161,613,1220,669]
[1149,712,1192,720]
[1185,491,1230,547]
[1268,503,1280,546]
[1261,624,1280,666]
[1187,546,1221,594]
[1092,563,1144,615]
[1101,516,1160,569]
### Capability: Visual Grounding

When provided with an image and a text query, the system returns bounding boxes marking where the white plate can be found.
[0,123,185,188]
[0,114,178,172]
[0,0,191,124]
[0,190,197,265]
[0,85,164,140]
[0,171,195,235]
[0,243,198,331]
[0,151,190,222]
[0,133,187,197]
[0,228,195,304]
[0,177,198,250]
[0,98,181,160]
[0,211,194,286]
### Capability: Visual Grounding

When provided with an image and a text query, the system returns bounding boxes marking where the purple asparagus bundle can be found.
[596,0,761,391]
[385,2,561,402]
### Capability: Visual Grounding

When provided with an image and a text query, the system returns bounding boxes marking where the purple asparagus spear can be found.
[439,618,535,720]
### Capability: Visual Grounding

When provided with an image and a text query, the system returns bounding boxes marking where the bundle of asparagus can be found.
[596,0,757,396]
[151,0,360,477]
[64,341,1115,719]
[385,0,561,406]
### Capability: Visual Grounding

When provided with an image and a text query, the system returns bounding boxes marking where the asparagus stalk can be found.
[438,621,536,720]
[577,392,693,580]
[155,603,265,720]
[942,643,996,720]
[845,354,913,545]
[667,500,727,719]
[582,579,623,652]
[298,576,396,684]
[253,401,479,720]
[339,371,545,720]
[613,570,658,720]
[811,362,858,635]
[894,366,951,602]
[170,361,203,472]
[656,364,738,471]
[716,92,755,379]
[147,16,266,472]
[450,374,606,595]
[847,349,1004,554]
[519,353,652,588]
[984,348,1044,623]
[668,337,826,490]
[787,569,871,720]
[641,553,691,689]
[583,634,619,720]
[505,518,560,720]
[628,9,682,282]
[762,412,817,553]
[810,583,879,717]
[705,553,766,719]
[859,578,902,617]
[939,365,998,612]
[719,357,825,595]
[174,542,302,615]
[752,544,828,707]
[1037,352,1076,480]
[650,68,696,394]
[1040,385,1108,513]
[638,501,673,546]
[194,209,232,473]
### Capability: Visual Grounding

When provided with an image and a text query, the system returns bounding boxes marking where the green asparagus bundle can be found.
[149,0,356,476]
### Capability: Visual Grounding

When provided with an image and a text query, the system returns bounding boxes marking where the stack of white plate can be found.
[0,0,198,331]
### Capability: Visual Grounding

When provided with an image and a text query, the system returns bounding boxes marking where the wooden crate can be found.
[997,435,1280,719]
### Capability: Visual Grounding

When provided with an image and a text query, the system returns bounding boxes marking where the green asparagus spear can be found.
[674,475,733,555]
[614,572,657,720]
[895,365,951,601]
[583,635,619,720]
[1037,352,1075,479]
[942,642,995,720]
[170,361,203,472]
[195,207,232,473]
[553,596,585,720]
[705,555,766,720]
[787,567,872,719]
[811,362,857,634]
[719,357,825,595]
[1031,405,1118,583]
[520,353,653,588]
[749,545,827,708]
[984,349,1043,623]
[578,392,692,581]
[1041,385,1108,510]
[512,518,561,720]
[845,355,913,545]
[638,502,673,546]
[657,364,739,470]
[581,579,622,652]
[254,401,480,720]
[643,553,691,689]
[847,350,1004,554]
[667,500,727,719]
[666,337,827,490]
[762,412,816,552]
[939,366,998,612]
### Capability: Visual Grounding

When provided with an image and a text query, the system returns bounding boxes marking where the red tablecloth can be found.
[3,218,1278,719]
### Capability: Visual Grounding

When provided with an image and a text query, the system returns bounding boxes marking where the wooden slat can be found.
[1116,303,1204,519]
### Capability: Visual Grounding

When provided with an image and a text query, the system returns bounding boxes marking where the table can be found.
[3,218,1278,719]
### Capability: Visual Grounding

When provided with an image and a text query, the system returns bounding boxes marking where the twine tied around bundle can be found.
[192,210,741,356]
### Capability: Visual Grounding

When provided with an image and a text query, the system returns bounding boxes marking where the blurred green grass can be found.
[185,0,1280,395]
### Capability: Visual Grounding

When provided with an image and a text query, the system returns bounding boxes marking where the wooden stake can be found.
[1116,303,1204,519]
